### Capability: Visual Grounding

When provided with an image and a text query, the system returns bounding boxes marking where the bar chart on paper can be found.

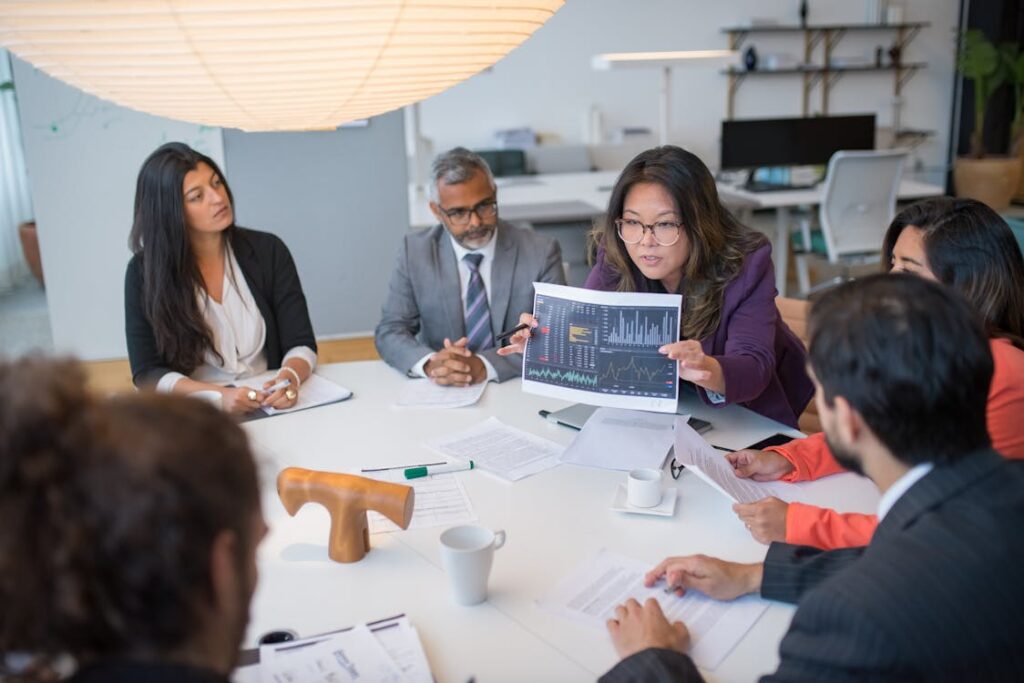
[522,283,682,412]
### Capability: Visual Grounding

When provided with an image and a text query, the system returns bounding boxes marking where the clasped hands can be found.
[425,337,486,386]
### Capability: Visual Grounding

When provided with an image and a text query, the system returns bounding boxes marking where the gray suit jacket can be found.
[601,448,1024,682]
[374,221,564,381]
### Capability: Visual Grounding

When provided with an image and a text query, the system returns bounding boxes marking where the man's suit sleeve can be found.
[761,542,865,604]
[477,236,565,383]
[599,648,704,683]
[375,237,437,375]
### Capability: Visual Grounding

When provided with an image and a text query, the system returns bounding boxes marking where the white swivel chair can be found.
[795,149,907,296]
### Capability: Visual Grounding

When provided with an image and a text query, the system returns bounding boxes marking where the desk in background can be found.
[408,172,944,295]
[238,361,880,682]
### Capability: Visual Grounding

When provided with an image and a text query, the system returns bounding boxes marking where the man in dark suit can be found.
[601,274,1024,682]
[375,147,564,385]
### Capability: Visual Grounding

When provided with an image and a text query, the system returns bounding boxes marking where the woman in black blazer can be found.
[125,142,317,414]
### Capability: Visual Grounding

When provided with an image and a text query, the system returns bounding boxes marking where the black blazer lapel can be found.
[874,448,1005,543]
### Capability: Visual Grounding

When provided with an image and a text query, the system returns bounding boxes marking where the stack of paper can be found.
[560,407,677,471]
[360,469,477,533]
[395,380,486,408]
[673,419,802,503]
[257,615,431,683]
[236,371,352,416]
[424,417,563,482]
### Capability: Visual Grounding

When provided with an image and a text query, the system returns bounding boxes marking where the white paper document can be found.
[395,379,486,409]
[361,469,476,533]
[255,616,431,683]
[561,407,677,471]
[538,550,768,671]
[236,371,352,416]
[424,417,562,482]
[259,623,402,683]
[521,283,683,413]
[673,419,802,503]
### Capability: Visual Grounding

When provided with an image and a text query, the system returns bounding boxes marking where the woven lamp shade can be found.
[0,1,563,131]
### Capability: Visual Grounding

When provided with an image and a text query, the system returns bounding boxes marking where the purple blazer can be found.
[585,242,813,428]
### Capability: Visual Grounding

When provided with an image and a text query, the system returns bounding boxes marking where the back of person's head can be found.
[129,142,234,375]
[0,357,260,677]
[882,197,1024,346]
[429,147,496,203]
[595,145,764,340]
[808,274,993,466]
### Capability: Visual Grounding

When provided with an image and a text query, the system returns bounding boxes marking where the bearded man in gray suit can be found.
[375,147,565,385]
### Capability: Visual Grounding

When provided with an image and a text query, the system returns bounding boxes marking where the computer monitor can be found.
[720,115,876,171]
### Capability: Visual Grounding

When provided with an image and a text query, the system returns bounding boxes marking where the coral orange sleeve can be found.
[785,503,878,549]
[765,432,847,482]
[988,339,1024,460]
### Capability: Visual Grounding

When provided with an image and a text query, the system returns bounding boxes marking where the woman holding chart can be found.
[501,145,812,427]
[125,142,317,414]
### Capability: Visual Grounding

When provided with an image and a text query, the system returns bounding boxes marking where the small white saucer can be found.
[610,484,678,517]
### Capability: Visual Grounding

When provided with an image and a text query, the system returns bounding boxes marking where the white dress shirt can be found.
[157,246,317,392]
[877,462,934,522]
[411,229,499,382]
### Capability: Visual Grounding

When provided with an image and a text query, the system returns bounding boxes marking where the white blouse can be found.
[157,246,316,392]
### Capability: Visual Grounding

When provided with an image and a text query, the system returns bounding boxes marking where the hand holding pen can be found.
[496,313,540,356]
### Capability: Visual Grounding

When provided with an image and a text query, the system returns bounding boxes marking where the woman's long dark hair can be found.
[882,197,1024,348]
[591,146,766,341]
[129,142,235,374]
[0,357,259,678]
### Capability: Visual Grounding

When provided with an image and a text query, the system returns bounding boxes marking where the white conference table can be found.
[408,171,945,295]
[237,361,880,682]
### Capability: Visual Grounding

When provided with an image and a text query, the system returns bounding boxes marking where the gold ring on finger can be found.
[285,389,297,401]
[247,390,258,401]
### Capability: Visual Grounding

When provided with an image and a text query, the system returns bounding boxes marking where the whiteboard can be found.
[13,56,223,360]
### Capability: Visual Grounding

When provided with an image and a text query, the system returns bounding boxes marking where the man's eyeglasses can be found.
[615,218,683,246]
[440,199,498,227]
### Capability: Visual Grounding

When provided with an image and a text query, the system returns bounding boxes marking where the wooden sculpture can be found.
[277,467,415,563]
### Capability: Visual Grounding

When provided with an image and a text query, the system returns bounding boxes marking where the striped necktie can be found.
[462,252,494,352]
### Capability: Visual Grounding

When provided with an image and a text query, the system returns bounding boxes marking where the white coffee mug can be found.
[627,468,663,508]
[439,525,507,606]
[191,390,223,410]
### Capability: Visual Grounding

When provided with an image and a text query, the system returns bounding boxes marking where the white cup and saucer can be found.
[610,468,678,516]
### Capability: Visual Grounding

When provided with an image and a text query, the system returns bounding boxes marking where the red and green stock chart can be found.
[524,292,679,399]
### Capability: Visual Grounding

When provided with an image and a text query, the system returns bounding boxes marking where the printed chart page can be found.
[522,283,683,413]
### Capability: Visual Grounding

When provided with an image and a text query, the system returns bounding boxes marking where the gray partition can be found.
[223,113,409,338]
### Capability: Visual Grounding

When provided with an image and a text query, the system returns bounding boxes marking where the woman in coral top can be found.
[728,197,1024,549]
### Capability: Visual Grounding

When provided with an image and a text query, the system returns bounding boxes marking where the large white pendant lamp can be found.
[0,1,564,131]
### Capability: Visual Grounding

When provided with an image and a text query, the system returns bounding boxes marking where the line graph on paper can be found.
[522,285,680,406]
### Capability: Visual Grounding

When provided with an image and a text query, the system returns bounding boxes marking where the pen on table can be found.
[538,409,582,431]
[263,378,292,394]
[360,461,446,474]
[405,460,475,480]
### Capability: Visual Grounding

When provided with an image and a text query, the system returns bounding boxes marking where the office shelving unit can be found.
[722,22,929,122]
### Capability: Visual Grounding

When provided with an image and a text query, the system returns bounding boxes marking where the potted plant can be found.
[953,29,1021,210]
[1,75,43,286]
[1003,42,1024,201]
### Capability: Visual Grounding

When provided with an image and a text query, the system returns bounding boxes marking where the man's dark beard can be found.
[825,433,866,477]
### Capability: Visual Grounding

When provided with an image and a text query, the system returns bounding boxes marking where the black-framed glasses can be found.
[669,458,685,480]
[440,199,498,227]
[615,218,683,246]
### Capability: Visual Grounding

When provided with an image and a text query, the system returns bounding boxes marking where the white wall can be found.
[418,0,960,180]
[13,58,224,360]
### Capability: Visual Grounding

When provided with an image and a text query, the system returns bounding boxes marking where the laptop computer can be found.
[542,403,712,434]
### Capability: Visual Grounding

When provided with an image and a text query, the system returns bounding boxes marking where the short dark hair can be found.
[881,197,1024,347]
[808,274,993,466]
[0,357,260,674]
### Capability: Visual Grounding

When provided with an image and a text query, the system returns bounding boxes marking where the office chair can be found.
[795,149,907,296]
